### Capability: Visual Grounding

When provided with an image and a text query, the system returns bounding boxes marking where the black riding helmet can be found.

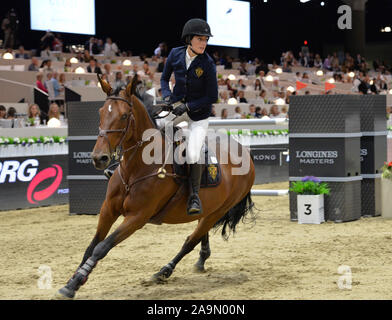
[181,18,213,44]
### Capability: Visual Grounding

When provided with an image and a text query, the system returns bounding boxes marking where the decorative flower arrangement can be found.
[290,176,330,195]
[227,129,288,136]
[381,161,392,180]
[0,136,67,146]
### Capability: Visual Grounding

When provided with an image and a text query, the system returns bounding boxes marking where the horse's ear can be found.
[97,74,113,96]
[125,75,138,98]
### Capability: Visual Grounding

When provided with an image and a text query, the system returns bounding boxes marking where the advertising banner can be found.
[0,155,68,211]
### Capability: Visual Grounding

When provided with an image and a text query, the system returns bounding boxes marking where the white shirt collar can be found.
[185,48,197,69]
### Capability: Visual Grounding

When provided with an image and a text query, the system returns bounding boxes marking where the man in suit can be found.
[160,18,218,216]
[86,59,102,74]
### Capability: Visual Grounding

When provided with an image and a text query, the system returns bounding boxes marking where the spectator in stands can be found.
[52,33,63,52]
[85,37,99,55]
[154,42,168,58]
[224,55,233,69]
[113,72,126,93]
[219,91,228,103]
[257,89,269,104]
[221,108,228,119]
[87,58,102,74]
[97,39,104,53]
[28,57,39,71]
[260,107,270,119]
[83,50,93,63]
[6,106,16,120]
[269,105,284,118]
[237,79,247,90]
[255,59,269,75]
[281,106,288,118]
[282,61,292,73]
[143,61,152,76]
[76,51,84,63]
[238,91,247,103]
[358,74,370,94]
[254,79,262,91]
[46,72,63,98]
[238,61,248,75]
[254,106,263,118]
[36,73,48,93]
[40,59,53,72]
[313,54,322,69]
[64,58,72,72]
[0,105,6,119]
[302,72,311,83]
[103,63,113,77]
[323,55,332,71]
[272,78,280,91]
[247,104,256,118]
[28,104,43,125]
[104,37,119,57]
[15,45,30,59]
[233,106,242,119]
[40,44,55,60]
[48,103,64,122]
[59,73,66,87]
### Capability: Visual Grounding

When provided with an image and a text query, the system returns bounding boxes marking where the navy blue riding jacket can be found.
[160,46,218,121]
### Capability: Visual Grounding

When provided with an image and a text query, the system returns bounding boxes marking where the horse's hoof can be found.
[56,286,75,299]
[193,263,206,273]
[151,264,173,283]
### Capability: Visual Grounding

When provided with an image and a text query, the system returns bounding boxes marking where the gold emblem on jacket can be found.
[208,165,217,180]
[195,67,204,78]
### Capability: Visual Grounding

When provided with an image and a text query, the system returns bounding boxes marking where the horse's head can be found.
[91,74,138,170]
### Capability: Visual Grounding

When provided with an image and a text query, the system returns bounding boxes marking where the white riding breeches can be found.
[159,112,209,164]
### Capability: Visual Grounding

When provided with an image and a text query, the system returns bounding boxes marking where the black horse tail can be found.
[213,191,256,240]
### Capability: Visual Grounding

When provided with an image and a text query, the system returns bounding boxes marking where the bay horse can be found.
[57,75,255,299]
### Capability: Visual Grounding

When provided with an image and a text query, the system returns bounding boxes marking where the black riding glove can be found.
[172,103,189,116]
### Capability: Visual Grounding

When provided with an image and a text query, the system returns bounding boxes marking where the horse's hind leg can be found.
[194,232,211,272]
[152,213,223,283]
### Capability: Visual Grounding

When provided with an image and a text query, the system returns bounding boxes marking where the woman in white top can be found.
[104,38,119,57]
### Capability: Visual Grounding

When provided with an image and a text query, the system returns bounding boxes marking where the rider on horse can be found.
[160,18,218,216]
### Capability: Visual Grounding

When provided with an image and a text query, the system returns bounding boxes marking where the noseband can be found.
[98,96,135,161]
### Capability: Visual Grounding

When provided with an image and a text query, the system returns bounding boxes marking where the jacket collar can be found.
[181,46,203,70]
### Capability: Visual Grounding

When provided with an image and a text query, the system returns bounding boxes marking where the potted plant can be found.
[290,176,330,224]
[381,161,392,218]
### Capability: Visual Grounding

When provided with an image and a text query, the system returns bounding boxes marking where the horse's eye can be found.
[121,114,128,120]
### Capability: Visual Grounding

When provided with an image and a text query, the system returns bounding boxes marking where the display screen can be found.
[207,0,250,48]
[30,0,96,35]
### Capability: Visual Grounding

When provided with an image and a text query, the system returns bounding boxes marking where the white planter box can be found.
[381,178,392,219]
[297,194,325,224]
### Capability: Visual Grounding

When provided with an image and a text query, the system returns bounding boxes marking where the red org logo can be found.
[27,165,63,204]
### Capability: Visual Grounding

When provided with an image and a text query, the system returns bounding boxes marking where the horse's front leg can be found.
[57,211,150,299]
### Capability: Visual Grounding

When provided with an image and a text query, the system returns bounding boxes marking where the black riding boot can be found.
[187,163,203,215]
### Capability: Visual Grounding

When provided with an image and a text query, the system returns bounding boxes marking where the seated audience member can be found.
[87,58,102,74]
[83,50,93,63]
[28,57,40,71]
[40,59,53,72]
[113,72,126,94]
[233,106,242,119]
[254,79,262,91]
[103,63,113,77]
[258,89,269,104]
[36,73,48,93]
[40,45,55,60]
[237,79,247,90]
[15,46,30,59]
[238,91,248,103]
[269,105,285,118]
[221,108,228,119]
[255,106,263,118]
[260,107,270,119]
[6,107,17,120]
[64,59,72,72]
[28,104,46,125]
[143,61,152,76]
[219,91,228,103]
[281,106,288,118]
[0,105,6,119]
[238,61,248,75]
[247,104,256,118]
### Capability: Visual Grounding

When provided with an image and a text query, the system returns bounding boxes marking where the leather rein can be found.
[99,96,185,193]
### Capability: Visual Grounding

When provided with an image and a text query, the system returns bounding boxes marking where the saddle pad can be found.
[173,141,222,188]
